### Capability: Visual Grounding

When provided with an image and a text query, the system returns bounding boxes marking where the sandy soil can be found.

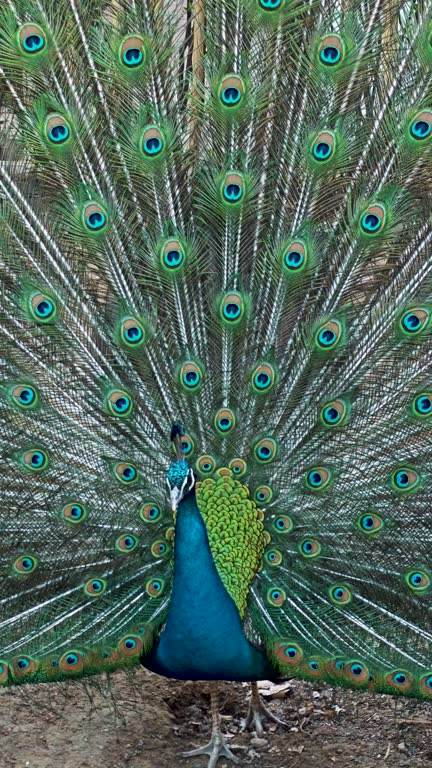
[1,667,431,768]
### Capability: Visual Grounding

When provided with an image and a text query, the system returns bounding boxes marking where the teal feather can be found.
[0,0,431,730]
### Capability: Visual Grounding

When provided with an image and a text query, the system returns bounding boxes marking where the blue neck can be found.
[145,490,272,681]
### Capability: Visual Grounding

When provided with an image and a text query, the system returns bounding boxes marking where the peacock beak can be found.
[170,486,181,512]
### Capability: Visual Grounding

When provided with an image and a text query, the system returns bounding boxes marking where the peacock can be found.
[1,0,432,765]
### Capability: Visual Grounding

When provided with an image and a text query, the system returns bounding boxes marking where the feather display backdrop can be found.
[0,0,431,727]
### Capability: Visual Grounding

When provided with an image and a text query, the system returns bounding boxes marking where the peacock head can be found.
[166,460,195,511]
[167,422,195,511]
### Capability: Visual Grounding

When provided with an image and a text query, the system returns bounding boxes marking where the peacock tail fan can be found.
[0,0,431,700]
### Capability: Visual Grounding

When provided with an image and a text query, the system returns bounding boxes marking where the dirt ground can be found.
[0,667,431,768]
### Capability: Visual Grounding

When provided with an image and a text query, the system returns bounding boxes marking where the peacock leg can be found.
[179,688,240,768]
[242,681,288,737]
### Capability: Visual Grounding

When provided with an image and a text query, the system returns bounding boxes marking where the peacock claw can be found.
[179,689,241,767]
[179,738,240,768]
[242,682,288,737]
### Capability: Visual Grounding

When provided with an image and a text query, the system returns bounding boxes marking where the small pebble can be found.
[250,737,268,748]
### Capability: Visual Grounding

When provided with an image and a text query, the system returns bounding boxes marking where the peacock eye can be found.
[160,239,187,273]
[119,35,147,70]
[18,23,47,54]
[120,317,146,348]
[253,437,278,463]
[62,502,88,524]
[214,408,236,434]
[151,540,171,558]
[399,308,430,335]
[251,363,277,394]
[221,172,245,205]
[306,466,332,491]
[140,125,166,159]
[311,131,336,163]
[405,569,430,594]
[219,75,246,108]
[409,110,432,141]
[116,533,139,552]
[179,361,204,392]
[273,515,293,534]
[30,292,56,322]
[10,384,39,409]
[320,398,349,427]
[281,240,308,274]
[360,203,386,235]
[413,392,432,417]
[140,503,162,522]
[220,292,246,325]
[385,670,413,692]
[11,656,37,678]
[114,462,139,485]
[345,660,369,684]
[0,663,8,683]
[357,512,383,535]
[106,389,133,417]
[274,641,303,666]
[59,651,85,674]
[196,455,216,475]
[267,587,286,606]
[177,434,194,456]
[257,0,284,10]
[146,578,165,597]
[43,113,71,146]
[118,634,143,656]
[228,458,247,476]
[315,319,342,350]
[82,201,108,233]
[299,538,321,558]
[22,449,49,472]
[13,555,38,574]
[254,485,273,503]
[264,549,283,566]
[318,35,345,67]
[420,674,432,696]
[391,467,420,492]
[329,584,352,605]
[84,578,107,597]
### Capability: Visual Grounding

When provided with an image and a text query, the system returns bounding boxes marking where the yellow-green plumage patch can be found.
[196,468,265,618]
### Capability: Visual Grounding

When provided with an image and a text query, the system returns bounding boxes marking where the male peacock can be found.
[0,0,432,766]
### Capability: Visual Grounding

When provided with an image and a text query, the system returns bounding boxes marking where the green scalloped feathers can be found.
[196,469,266,618]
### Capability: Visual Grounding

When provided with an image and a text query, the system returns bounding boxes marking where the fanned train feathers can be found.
[0,0,431,701]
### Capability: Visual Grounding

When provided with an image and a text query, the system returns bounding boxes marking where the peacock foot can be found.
[179,688,240,768]
[242,681,288,738]
[179,735,240,768]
